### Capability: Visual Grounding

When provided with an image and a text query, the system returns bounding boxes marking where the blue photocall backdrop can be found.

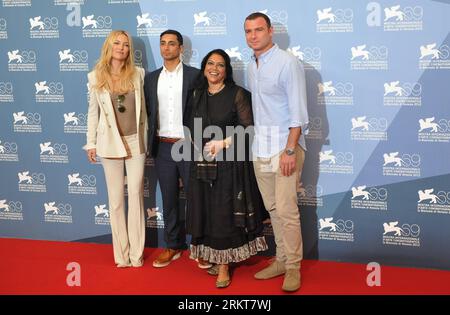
[0,0,449,270]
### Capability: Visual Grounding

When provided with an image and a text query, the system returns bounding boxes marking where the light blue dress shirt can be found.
[247,44,309,158]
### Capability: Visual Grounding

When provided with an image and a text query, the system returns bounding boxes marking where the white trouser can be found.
[101,133,146,267]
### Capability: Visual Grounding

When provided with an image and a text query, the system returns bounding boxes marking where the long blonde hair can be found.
[93,30,136,93]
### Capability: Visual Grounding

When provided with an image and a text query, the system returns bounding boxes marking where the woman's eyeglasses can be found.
[116,94,125,113]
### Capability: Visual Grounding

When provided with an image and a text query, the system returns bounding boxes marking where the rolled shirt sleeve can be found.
[284,56,309,135]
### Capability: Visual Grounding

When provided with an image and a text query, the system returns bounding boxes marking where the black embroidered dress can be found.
[186,84,267,264]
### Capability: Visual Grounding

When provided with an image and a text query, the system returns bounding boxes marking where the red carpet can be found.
[1,238,449,295]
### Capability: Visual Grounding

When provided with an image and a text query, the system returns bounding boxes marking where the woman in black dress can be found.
[185,49,267,288]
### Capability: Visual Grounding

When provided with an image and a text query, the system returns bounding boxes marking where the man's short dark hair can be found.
[245,12,271,28]
[160,29,183,45]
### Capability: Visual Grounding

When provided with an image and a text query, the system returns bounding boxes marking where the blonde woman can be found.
[84,30,148,268]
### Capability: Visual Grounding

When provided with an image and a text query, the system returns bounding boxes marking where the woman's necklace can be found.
[207,83,225,96]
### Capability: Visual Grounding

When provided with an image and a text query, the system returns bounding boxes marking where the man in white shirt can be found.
[144,30,199,268]
[244,12,309,292]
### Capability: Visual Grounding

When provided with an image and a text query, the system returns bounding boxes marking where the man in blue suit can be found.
[144,30,199,267]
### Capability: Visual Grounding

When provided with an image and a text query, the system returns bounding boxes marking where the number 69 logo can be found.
[401,223,420,237]
[336,219,354,233]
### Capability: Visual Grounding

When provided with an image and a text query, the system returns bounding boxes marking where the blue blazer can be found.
[144,63,199,157]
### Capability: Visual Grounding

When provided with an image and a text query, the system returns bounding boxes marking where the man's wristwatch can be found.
[285,148,295,156]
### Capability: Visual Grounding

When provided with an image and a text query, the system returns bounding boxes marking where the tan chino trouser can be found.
[101,133,146,267]
[253,145,305,270]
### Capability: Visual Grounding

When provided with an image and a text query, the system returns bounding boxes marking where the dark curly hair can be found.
[195,49,235,90]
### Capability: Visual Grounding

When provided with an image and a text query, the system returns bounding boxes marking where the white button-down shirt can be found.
[157,62,184,138]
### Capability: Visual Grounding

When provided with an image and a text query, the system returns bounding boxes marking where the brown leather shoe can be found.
[152,249,182,268]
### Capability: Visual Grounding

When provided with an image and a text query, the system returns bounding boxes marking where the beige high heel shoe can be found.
[207,264,219,276]
[215,265,232,288]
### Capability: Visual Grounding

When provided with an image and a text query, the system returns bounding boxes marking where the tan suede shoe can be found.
[282,269,301,292]
[254,260,286,280]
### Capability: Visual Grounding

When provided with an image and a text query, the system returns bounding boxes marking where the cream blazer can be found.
[84,67,148,158]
